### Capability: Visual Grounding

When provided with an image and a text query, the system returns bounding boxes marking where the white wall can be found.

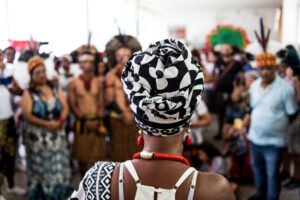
[282,0,300,48]
[0,0,283,54]
[136,7,167,49]
[0,0,9,48]
[160,7,279,48]
[0,0,139,54]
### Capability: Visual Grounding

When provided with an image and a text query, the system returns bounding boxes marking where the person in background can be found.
[197,142,228,177]
[280,66,300,190]
[0,48,25,199]
[58,54,74,95]
[97,61,108,79]
[228,71,249,121]
[223,71,258,185]
[285,45,300,75]
[57,54,75,165]
[68,51,106,176]
[278,61,295,86]
[21,57,72,200]
[248,53,298,200]
[242,52,256,73]
[223,115,252,184]
[204,50,219,112]
[190,99,211,145]
[244,70,260,90]
[105,46,140,162]
[213,44,243,140]
[96,61,108,97]
[191,49,204,67]
[3,47,16,64]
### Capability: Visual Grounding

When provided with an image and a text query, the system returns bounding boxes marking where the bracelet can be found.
[57,117,64,126]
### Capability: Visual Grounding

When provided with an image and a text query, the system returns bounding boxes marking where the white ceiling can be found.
[139,0,282,12]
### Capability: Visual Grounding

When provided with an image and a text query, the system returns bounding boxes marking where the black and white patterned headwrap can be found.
[122,39,204,137]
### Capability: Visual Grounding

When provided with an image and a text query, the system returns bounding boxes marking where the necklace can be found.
[259,85,271,98]
[133,151,190,166]
[79,74,93,91]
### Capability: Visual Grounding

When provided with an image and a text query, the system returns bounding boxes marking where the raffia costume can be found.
[105,35,142,162]
[72,76,107,163]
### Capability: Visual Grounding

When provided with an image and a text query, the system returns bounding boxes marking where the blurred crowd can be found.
[0,37,300,200]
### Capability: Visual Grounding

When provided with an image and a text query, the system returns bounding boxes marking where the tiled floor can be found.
[1,114,299,200]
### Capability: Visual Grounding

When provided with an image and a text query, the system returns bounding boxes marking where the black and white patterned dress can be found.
[24,87,73,200]
[69,162,117,200]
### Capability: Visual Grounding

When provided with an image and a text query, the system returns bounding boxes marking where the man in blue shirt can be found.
[248,53,298,200]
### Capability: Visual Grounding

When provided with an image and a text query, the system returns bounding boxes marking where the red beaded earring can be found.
[137,130,144,146]
[184,122,192,146]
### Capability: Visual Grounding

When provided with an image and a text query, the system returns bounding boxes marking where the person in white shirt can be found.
[0,49,26,199]
[58,54,74,94]
[4,47,16,64]
[190,99,211,145]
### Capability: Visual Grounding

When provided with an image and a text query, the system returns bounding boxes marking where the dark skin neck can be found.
[261,75,275,88]
[142,129,185,155]
[110,128,235,200]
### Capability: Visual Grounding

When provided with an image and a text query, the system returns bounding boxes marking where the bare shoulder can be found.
[96,76,105,84]
[196,172,235,200]
[22,89,31,102]
[22,89,30,97]
[68,77,79,88]
[105,68,117,82]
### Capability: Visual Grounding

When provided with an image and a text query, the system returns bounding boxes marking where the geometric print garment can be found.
[69,162,118,200]
[24,88,73,200]
[122,39,204,137]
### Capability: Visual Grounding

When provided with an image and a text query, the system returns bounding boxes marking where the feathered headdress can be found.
[255,18,271,53]
[105,21,142,68]
[245,18,279,67]
[105,35,142,68]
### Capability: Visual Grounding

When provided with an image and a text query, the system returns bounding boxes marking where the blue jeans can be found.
[250,142,284,200]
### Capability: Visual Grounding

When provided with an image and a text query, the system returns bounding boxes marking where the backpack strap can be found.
[214,60,236,90]
[173,167,195,189]
[124,160,141,184]
[187,170,198,200]
[118,163,125,200]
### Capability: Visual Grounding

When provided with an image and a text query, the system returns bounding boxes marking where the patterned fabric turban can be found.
[121,39,205,137]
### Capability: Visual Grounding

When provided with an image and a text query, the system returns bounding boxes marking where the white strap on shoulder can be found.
[174,167,194,189]
[187,170,198,200]
[124,160,141,184]
[118,163,124,200]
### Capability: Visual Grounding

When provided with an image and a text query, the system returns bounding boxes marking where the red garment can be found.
[79,75,93,91]
[133,151,190,166]
[229,152,253,183]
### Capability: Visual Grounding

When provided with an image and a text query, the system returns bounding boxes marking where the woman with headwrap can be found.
[21,57,72,200]
[69,39,234,200]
